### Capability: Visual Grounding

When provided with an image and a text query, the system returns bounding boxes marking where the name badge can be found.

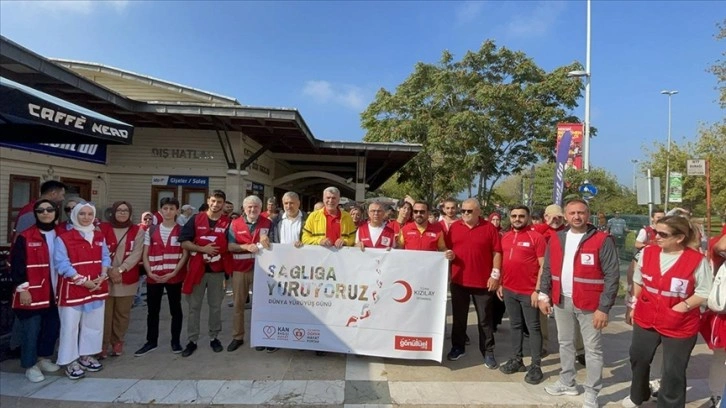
[381,236,391,246]
[260,228,269,236]
[670,278,689,294]
[28,242,42,247]
[170,236,180,246]
[517,242,531,247]
[201,235,218,242]
[426,232,437,238]
[214,227,225,233]
[580,253,595,266]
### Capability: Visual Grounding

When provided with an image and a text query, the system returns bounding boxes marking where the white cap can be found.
[181,204,195,211]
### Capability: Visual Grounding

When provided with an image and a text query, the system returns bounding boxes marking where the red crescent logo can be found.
[393,280,413,303]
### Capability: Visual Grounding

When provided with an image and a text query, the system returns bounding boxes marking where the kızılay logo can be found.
[394,336,432,351]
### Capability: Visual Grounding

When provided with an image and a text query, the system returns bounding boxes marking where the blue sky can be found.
[1,1,723,187]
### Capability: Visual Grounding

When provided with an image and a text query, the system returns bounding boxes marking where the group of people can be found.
[8,180,726,408]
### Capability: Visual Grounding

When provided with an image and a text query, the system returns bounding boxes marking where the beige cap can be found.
[544,204,564,217]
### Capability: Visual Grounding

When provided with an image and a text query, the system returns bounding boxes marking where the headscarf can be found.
[71,201,97,242]
[139,212,153,230]
[488,212,502,231]
[109,201,133,228]
[34,199,59,232]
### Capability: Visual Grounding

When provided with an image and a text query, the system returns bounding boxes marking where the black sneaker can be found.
[315,351,328,356]
[499,358,526,374]
[181,341,197,357]
[227,339,244,352]
[446,348,466,361]
[576,354,586,367]
[134,343,158,357]
[210,339,223,353]
[266,347,279,353]
[255,346,266,351]
[171,342,183,354]
[524,364,544,384]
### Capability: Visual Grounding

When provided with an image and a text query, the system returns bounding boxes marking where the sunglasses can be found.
[35,207,57,214]
[655,230,675,238]
[461,209,475,214]
[64,207,73,212]
[412,210,427,214]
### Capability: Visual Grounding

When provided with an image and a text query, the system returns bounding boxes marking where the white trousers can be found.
[57,304,104,366]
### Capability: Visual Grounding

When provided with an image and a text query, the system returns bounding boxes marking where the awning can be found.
[0,77,133,144]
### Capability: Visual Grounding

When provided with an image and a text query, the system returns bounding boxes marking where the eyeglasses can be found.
[116,209,130,213]
[412,210,427,214]
[35,207,56,214]
[461,209,475,214]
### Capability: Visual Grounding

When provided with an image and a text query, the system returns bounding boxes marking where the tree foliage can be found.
[710,19,726,108]
[361,40,585,204]
[494,163,640,215]
[640,121,726,217]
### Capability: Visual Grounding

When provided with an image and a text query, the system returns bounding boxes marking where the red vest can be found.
[358,222,396,248]
[644,226,657,245]
[147,224,187,285]
[183,212,230,294]
[55,221,72,236]
[548,230,609,312]
[12,227,53,310]
[402,222,442,251]
[100,223,141,285]
[634,246,703,338]
[229,216,271,272]
[56,229,109,306]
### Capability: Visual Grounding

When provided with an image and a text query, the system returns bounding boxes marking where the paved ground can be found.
[0,281,717,407]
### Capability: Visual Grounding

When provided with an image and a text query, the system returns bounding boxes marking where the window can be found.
[7,175,39,242]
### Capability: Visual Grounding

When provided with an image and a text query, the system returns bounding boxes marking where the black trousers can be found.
[451,283,494,357]
[146,282,183,346]
[629,323,697,407]
[502,288,542,365]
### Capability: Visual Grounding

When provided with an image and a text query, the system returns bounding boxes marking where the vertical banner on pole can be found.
[668,172,683,203]
[556,123,584,170]
[553,129,573,206]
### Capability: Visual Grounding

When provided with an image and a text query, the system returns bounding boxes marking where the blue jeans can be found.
[17,306,60,368]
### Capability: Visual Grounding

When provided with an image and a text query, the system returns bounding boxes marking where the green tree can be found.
[641,121,726,217]
[361,40,584,204]
[373,173,418,201]
[710,19,726,108]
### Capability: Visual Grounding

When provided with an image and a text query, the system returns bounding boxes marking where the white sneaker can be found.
[649,379,660,397]
[37,358,60,372]
[544,379,580,396]
[583,392,599,408]
[25,365,45,383]
[621,396,641,408]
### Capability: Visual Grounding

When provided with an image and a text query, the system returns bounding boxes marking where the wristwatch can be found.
[118,267,126,274]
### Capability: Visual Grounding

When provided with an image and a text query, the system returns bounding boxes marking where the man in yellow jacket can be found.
[302,186,356,248]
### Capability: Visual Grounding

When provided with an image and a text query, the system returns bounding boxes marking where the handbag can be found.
[707,263,726,313]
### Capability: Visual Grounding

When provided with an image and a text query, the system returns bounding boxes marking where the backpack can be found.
[708,263,726,313]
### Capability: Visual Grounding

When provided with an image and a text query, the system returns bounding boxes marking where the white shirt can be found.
[636,228,648,244]
[356,223,385,246]
[279,211,303,244]
[561,230,585,297]
[144,224,174,246]
[177,214,189,227]
[40,229,57,295]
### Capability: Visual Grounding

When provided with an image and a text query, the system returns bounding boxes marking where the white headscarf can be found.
[71,201,96,243]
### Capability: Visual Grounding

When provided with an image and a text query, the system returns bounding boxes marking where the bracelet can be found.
[537,293,550,302]
[683,299,691,310]
[256,242,264,250]
[490,268,501,280]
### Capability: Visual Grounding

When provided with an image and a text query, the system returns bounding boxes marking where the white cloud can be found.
[302,80,369,110]
[2,0,129,16]
[506,1,566,37]
[455,1,486,26]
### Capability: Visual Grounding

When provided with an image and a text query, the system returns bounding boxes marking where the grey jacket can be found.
[539,224,620,314]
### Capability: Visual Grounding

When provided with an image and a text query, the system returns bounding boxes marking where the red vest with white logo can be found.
[358,222,396,248]
[230,216,271,272]
[12,226,53,310]
[100,223,141,285]
[644,226,657,245]
[147,224,187,285]
[548,230,608,312]
[56,229,109,306]
[187,212,230,274]
[634,245,702,338]
[402,222,442,251]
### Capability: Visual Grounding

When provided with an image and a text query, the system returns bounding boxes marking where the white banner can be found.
[251,245,449,362]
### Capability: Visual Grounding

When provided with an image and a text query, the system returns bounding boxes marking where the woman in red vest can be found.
[54,201,111,379]
[11,199,62,383]
[625,215,712,407]
[98,201,145,358]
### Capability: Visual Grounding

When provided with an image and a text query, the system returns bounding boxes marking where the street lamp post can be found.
[567,0,591,172]
[631,159,639,190]
[661,90,678,213]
